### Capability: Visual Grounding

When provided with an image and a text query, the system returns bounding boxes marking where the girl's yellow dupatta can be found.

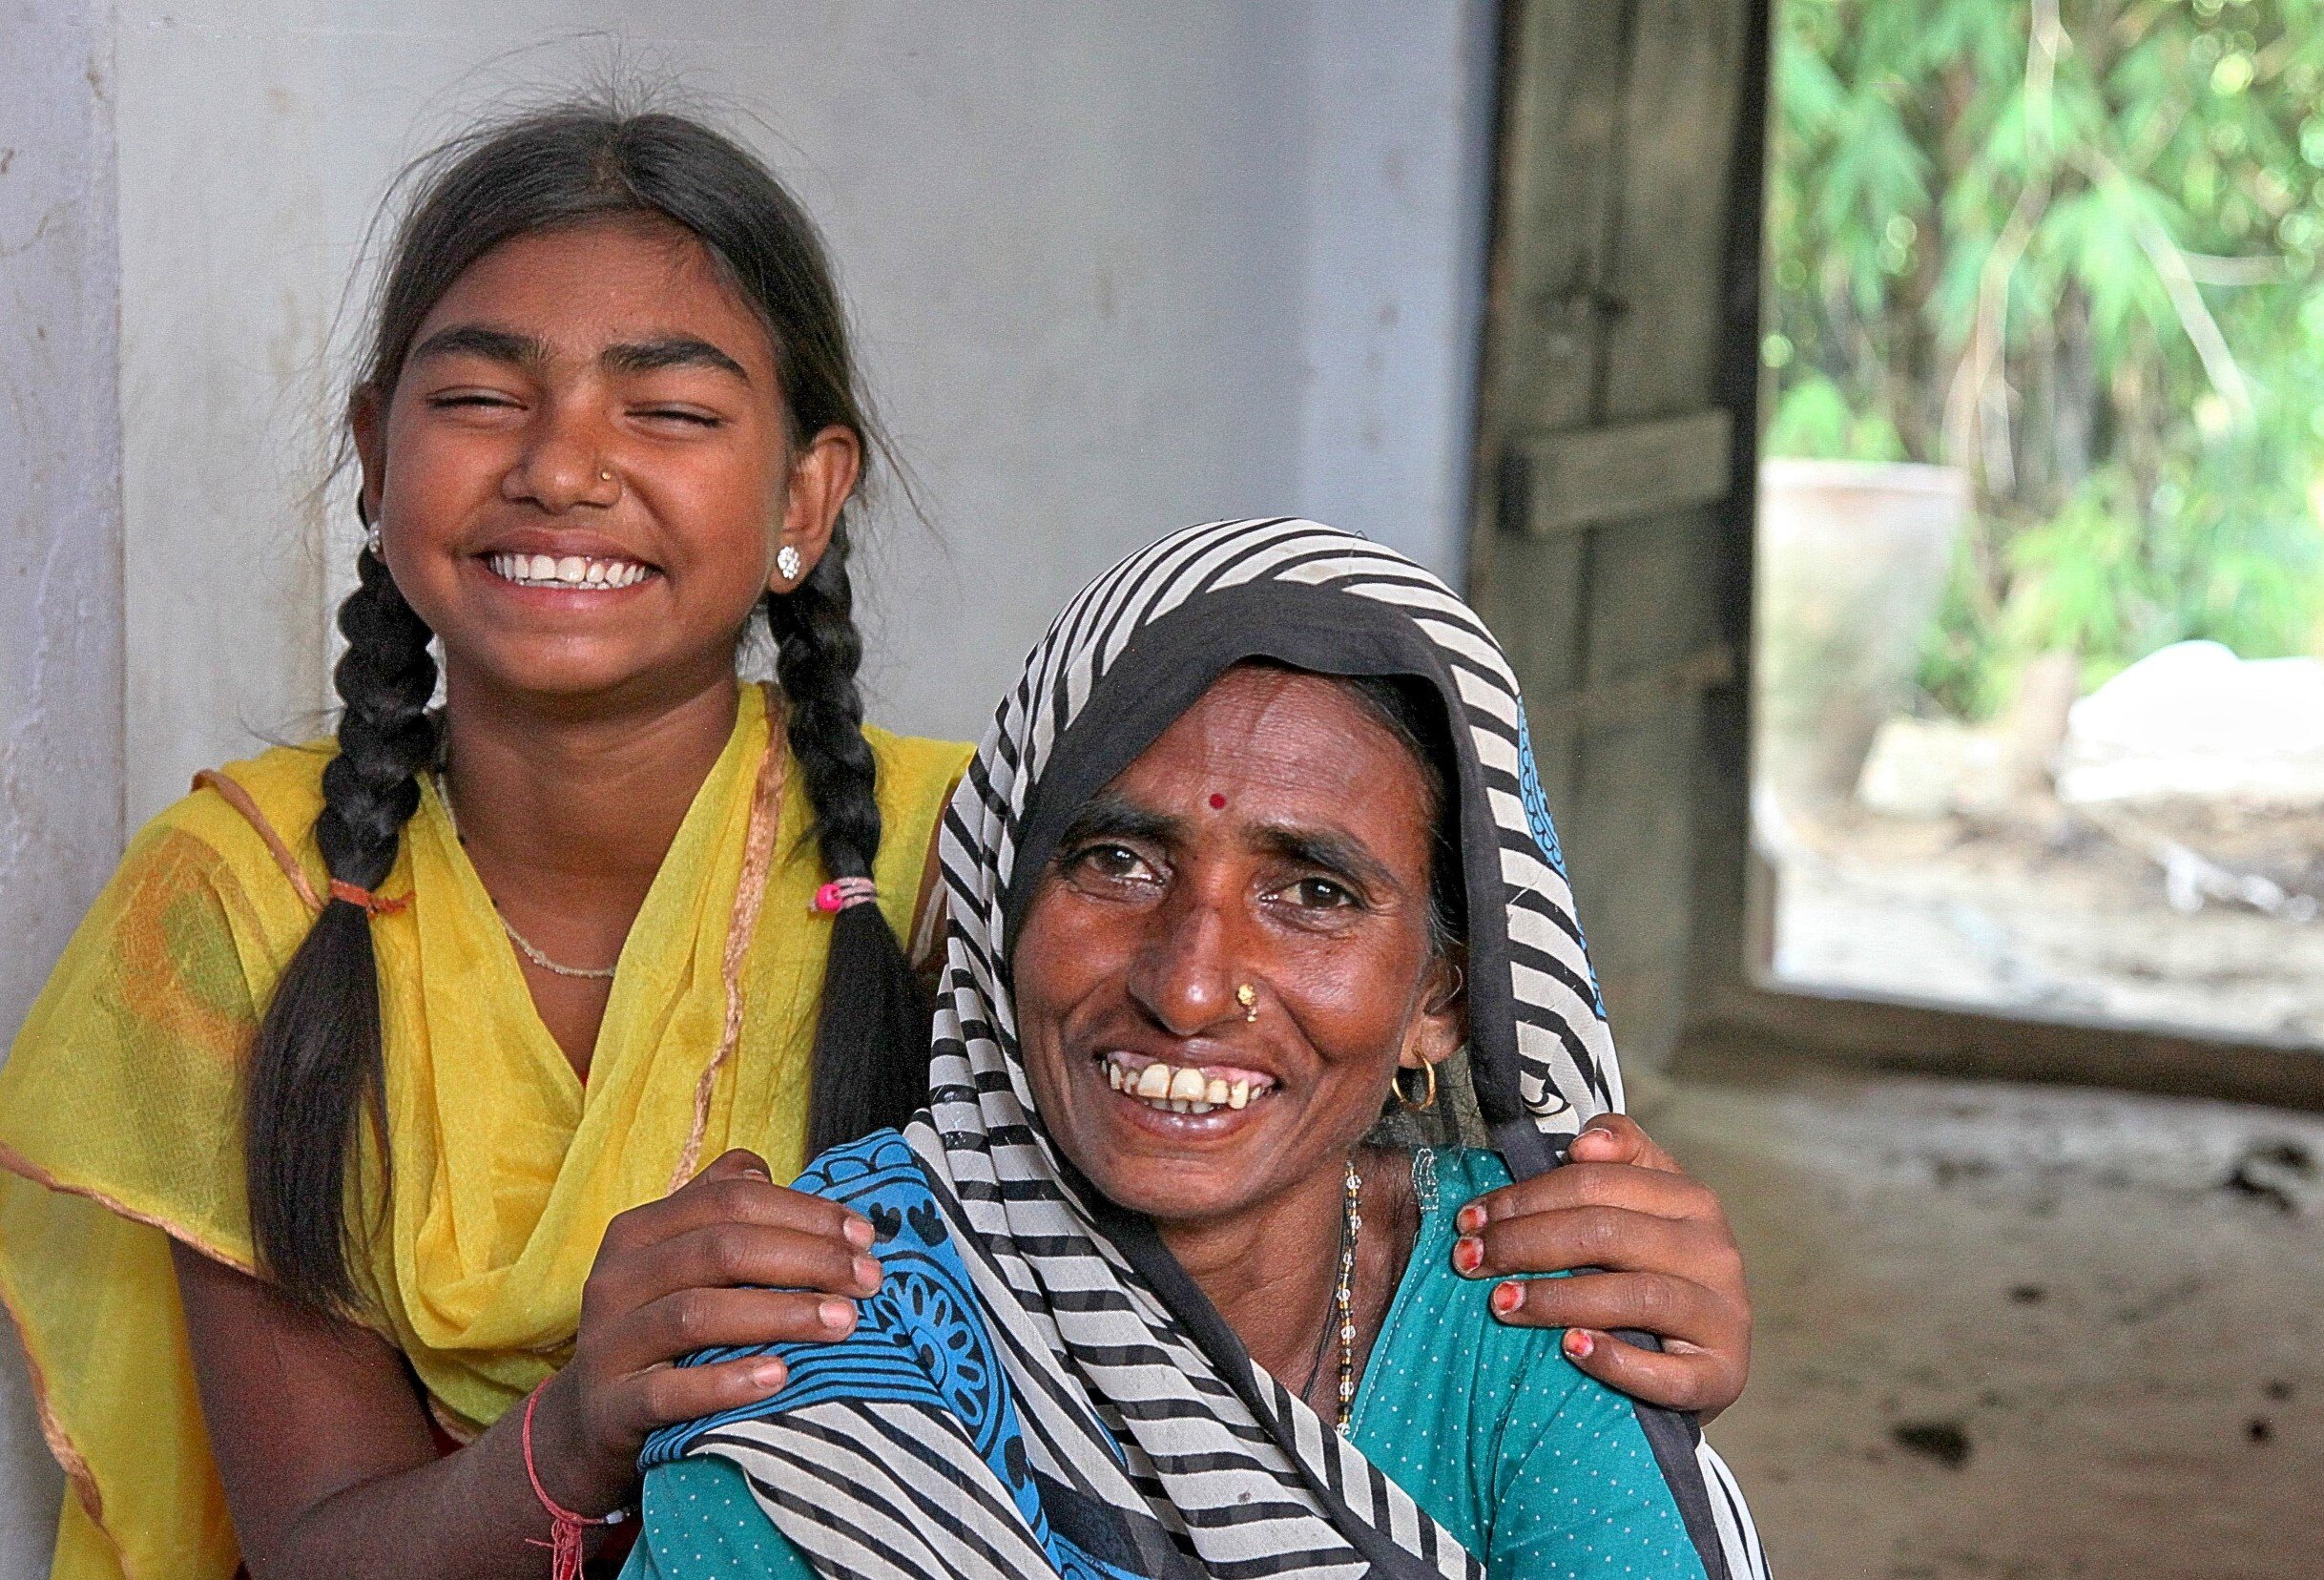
[0,686,968,1579]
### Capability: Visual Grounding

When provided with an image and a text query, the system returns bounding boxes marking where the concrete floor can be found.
[1651,1050,2324,1579]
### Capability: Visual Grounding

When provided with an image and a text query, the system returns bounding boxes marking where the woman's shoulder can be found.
[1369,1147,1710,1578]
[1421,1145,1514,1207]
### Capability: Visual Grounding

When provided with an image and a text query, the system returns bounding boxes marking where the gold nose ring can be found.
[1236,983,1259,1023]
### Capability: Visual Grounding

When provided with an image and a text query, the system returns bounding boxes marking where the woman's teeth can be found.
[487,552,653,589]
[1102,1054,1271,1115]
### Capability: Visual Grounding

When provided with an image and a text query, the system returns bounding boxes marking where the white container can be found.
[1754,459,1970,813]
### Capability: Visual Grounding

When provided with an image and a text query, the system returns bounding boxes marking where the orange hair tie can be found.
[327,879,410,917]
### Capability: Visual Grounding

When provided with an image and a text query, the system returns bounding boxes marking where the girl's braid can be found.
[316,547,441,887]
[768,529,936,1153]
[243,543,438,1313]
[765,532,881,882]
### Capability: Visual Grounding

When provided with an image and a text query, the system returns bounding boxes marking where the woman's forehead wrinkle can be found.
[1182,677,1392,794]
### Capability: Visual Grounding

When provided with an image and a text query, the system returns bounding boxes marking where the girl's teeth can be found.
[490,553,651,589]
[1135,1063,1172,1099]
[1168,1067,1207,1102]
[1205,1077,1230,1105]
[1229,1079,1251,1110]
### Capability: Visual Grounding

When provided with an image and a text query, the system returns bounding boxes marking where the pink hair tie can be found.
[813,877,880,914]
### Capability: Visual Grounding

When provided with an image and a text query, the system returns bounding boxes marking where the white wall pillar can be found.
[0,0,125,1564]
[1294,0,1500,577]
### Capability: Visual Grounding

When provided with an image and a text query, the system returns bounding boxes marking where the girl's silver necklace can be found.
[431,770,619,982]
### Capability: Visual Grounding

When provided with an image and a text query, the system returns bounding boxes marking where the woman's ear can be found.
[771,423,863,592]
[349,386,386,526]
[1401,952,1467,1071]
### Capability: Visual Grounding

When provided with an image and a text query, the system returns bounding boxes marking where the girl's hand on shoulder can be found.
[532,1149,882,1512]
[1450,1114,1751,1420]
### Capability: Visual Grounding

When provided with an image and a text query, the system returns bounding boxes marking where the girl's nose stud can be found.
[1236,983,1259,1023]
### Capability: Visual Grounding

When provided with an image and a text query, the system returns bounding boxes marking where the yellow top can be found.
[0,685,970,1579]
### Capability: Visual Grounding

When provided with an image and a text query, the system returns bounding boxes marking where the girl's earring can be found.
[363,522,383,559]
[776,543,804,583]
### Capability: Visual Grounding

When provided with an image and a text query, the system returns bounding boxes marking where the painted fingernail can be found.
[819,1299,856,1332]
[853,1256,882,1291]
[750,1360,788,1389]
[1563,1328,1595,1361]
[1453,1237,1484,1275]
[1455,1203,1486,1235]
[1490,1281,1523,1317]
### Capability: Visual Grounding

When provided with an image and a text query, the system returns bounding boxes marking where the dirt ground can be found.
[1767,802,2324,1044]
[1651,1050,2324,1579]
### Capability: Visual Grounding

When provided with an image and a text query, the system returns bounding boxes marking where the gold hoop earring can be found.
[1394,1059,1438,1112]
[1235,983,1258,1023]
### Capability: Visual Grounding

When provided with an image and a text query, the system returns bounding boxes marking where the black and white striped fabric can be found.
[699,519,1769,1579]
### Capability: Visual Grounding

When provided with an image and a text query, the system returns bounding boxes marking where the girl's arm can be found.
[176,1151,880,1578]
[1451,1114,1751,1419]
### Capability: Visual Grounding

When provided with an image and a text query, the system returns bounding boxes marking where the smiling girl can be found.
[0,107,961,1578]
[0,106,1752,1580]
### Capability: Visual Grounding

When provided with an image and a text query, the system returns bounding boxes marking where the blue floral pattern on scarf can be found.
[1513,707,1607,1014]
[639,1131,1146,1580]
[1514,707,1566,877]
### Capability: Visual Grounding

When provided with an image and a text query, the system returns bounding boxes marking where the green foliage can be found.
[1764,371,1910,459]
[1768,0,2324,719]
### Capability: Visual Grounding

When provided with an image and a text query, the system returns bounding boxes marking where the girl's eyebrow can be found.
[602,336,752,383]
[408,323,546,370]
[405,325,750,384]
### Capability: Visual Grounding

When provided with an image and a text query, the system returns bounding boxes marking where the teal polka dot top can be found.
[621,1150,1708,1579]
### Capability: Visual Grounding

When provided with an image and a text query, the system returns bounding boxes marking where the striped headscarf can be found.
[646,520,1766,1578]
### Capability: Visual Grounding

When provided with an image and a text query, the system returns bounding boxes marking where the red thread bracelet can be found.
[521,1385,624,1580]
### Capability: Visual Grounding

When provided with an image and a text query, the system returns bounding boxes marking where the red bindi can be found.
[1208,793,1227,810]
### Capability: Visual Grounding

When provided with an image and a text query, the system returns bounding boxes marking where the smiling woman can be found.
[620,520,1768,1580]
[1014,667,1464,1317]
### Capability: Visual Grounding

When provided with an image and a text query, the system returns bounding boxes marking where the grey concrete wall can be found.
[0,0,123,1563]
[107,0,1496,819]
